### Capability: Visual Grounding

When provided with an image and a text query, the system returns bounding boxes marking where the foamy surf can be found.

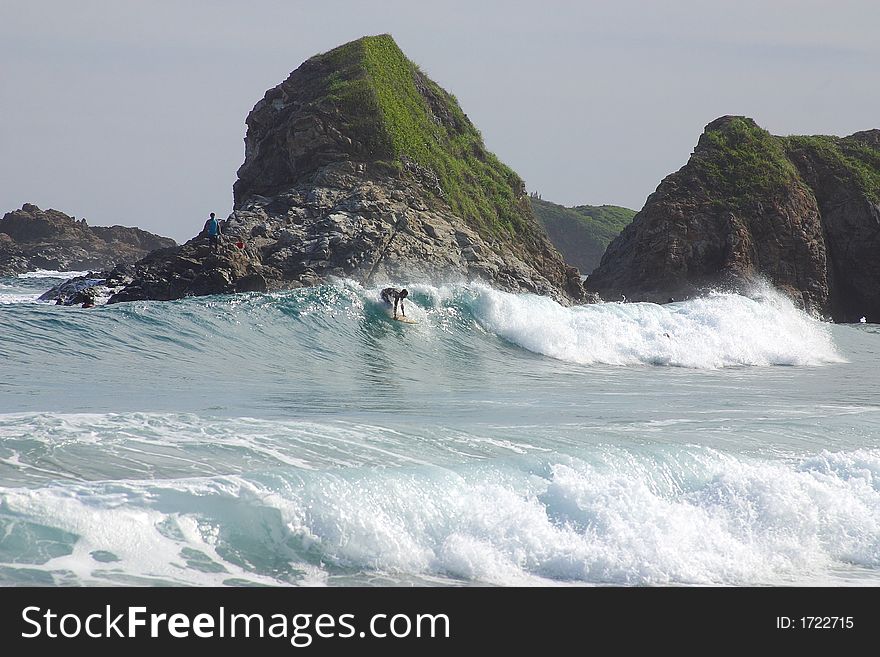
[1,445,878,586]
[0,292,40,304]
[0,278,874,587]
[17,269,90,279]
[463,283,842,368]
[0,276,845,368]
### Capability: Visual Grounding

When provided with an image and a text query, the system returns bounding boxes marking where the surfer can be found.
[380,287,409,319]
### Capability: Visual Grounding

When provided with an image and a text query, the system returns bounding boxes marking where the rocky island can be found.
[0,203,175,277]
[107,35,584,305]
[586,116,880,322]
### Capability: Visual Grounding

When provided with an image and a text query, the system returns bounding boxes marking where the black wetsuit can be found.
[380,287,406,318]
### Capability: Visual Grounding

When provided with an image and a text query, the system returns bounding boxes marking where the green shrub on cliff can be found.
[312,35,536,242]
[570,204,637,238]
[693,117,801,207]
[689,117,880,210]
[784,134,880,204]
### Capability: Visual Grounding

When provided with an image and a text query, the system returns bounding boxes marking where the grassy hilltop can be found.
[305,34,538,243]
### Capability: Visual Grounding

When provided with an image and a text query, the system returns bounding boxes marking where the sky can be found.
[2,0,878,242]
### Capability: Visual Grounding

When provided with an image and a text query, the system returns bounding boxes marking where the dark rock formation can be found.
[109,35,584,305]
[530,196,635,273]
[37,265,137,306]
[586,117,880,321]
[0,203,176,276]
[38,275,106,305]
[784,129,880,322]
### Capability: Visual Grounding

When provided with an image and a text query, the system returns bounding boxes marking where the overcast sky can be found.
[2,1,878,242]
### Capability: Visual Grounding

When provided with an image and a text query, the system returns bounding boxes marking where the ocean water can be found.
[1,272,878,586]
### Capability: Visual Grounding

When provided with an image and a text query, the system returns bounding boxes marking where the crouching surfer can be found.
[380,287,409,319]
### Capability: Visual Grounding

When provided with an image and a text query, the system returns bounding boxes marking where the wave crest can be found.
[465,283,841,368]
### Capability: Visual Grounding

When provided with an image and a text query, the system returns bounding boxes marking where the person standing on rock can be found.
[204,212,222,252]
[380,287,409,319]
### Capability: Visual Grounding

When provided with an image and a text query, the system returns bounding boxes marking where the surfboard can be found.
[381,301,418,323]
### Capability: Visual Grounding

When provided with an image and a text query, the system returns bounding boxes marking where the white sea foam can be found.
[0,481,303,586]
[0,293,40,304]
[264,448,880,585]
[2,447,877,586]
[467,283,842,368]
[327,279,841,369]
[17,269,89,279]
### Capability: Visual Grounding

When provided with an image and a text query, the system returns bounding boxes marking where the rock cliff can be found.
[0,203,175,276]
[109,35,584,304]
[586,117,880,321]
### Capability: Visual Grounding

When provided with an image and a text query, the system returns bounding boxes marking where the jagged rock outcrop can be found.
[37,265,139,306]
[530,196,635,273]
[586,117,880,321]
[0,203,175,276]
[785,129,880,322]
[109,35,584,305]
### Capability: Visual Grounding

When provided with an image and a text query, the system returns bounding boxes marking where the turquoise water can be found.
[1,273,878,586]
